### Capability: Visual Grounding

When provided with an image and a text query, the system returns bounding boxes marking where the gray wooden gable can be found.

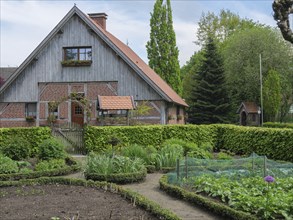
[0,8,161,102]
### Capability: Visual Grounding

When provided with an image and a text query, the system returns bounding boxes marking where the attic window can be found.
[62,47,92,66]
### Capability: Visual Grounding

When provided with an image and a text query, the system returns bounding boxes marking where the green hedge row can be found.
[0,157,80,181]
[84,125,216,152]
[0,127,51,156]
[0,177,180,220]
[85,124,293,162]
[215,124,293,162]
[263,122,293,129]
[159,175,257,220]
[85,168,147,184]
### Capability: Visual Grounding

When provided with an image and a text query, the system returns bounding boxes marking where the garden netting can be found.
[167,153,293,184]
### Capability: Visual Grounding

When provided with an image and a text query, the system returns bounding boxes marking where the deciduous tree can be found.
[263,70,281,121]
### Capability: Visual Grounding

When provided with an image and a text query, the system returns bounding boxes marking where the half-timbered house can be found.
[0,6,187,128]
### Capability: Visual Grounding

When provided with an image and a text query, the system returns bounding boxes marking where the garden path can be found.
[65,156,224,220]
[124,173,223,220]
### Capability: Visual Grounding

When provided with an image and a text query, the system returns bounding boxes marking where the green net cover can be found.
[167,153,293,184]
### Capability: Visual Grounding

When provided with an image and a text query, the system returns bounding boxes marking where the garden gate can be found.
[51,123,85,155]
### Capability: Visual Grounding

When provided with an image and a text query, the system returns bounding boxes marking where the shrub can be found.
[217,152,233,160]
[0,154,18,174]
[187,148,213,159]
[162,139,197,156]
[84,125,216,153]
[215,125,293,162]
[0,127,51,157]
[121,144,157,166]
[35,159,66,172]
[2,137,31,160]
[39,138,66,160]
[263,122,293,129]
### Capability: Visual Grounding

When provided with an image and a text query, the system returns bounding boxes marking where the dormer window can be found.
[62,47,92,66]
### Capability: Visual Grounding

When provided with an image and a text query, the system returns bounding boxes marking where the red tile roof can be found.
[89,17,188,107]
[98,95,135,110]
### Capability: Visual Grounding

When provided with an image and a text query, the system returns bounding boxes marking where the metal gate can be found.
[51,123,85,155]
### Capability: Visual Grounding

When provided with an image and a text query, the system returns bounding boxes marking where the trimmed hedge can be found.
[0,177,180,220]
[85,124,293,162]
[85,168,147,184]
[263,122,293,129]
[159,175,257,220]
[0,127,51,157]
[215,124,293,162]
[0,157,80,181]
[84,125,216,152]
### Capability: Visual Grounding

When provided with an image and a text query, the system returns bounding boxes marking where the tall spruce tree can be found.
[146,0,182,95]
[188,37,230,124]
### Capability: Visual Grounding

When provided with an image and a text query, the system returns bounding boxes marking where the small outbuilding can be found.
[97,95,136,126]
[237,102,261,126]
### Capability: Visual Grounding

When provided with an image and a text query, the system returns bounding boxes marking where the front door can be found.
[71,102,84,126]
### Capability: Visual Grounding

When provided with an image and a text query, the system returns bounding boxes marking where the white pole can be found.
[260,54,263,126]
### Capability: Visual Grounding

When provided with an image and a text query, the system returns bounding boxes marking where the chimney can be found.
[88,13,108,30]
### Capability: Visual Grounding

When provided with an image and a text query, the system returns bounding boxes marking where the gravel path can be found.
[124,173,224,220]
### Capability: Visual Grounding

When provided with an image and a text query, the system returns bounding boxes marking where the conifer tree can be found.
[146,0,182,95]
[188,37,230,124]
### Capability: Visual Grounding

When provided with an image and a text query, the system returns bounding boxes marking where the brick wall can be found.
[0,103,35,128]
[0,103,25,118]
[40,83,68,101]
[1,82,185,127]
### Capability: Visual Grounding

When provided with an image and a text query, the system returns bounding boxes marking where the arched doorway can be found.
[241,111,247,126]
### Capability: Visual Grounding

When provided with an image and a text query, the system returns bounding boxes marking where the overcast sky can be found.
[1,0,277,67]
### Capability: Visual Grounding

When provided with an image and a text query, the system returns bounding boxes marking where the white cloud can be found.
[0,0,277,67]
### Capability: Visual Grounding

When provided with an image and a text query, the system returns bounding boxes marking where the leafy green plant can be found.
[85,153,145,175]
[155,145,183,169]
[162,139,197,156]
[2,137,31,160]
[35,159,66,172]
[0,154,18,174]
[121,144,157,166]
[188,175,293,219]
[38,138,66,160]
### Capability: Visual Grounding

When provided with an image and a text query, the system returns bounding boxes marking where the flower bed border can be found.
[0,157,80,181]
[159,175,258,220]
[0,177,180,220]
[84,168,147,184]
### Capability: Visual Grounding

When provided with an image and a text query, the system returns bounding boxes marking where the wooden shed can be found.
[237,102,261,126]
